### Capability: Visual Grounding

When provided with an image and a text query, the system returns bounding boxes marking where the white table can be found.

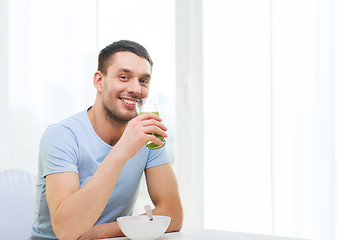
[103,228,310,240]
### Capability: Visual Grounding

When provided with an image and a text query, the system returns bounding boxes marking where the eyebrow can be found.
[118,68,151,78]
[118,68,133,74]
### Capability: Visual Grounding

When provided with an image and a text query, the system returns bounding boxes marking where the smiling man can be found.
[31,40,183,240]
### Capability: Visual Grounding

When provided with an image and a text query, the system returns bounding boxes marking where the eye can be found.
[119,75,129,81]
[140,79,150,86]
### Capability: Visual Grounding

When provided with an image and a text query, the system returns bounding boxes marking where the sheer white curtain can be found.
[203,0,272,235]
[272,0,336,239]
[201,0,337,240]
[1,0,97,173]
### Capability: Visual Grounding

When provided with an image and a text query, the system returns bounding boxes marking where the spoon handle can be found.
[144,204,154,221]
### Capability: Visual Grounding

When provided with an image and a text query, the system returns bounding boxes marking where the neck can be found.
[88,104,127,146]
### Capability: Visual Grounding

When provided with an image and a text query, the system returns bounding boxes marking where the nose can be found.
[128,78,141,96]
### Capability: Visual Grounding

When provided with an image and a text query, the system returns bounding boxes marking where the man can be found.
[31,40,183,240]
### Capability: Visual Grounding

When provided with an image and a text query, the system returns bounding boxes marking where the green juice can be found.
[137,112,166,150]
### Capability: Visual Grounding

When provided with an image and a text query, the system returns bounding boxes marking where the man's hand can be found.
[114,112,168,160]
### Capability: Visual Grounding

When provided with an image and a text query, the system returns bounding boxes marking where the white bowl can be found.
[117,215,171,240]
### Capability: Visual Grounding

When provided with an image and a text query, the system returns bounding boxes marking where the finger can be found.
[144,126,168,138]
[137,112,162,121]
[148,134,166,146]
[140,119,168,131]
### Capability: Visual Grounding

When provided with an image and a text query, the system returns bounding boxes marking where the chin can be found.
[118,112,138,122]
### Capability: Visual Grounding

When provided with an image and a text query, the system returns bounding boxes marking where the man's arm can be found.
[46,151,126,240]
[77,222,123,240]
[79,163,183,240]
[46,113,167,240]
[145,163,183,232]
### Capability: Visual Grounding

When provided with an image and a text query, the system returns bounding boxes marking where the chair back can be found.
[0,169,36,240]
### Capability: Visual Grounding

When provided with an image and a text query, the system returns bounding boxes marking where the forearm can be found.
[49,147,127,239]
[79,222,124,240]
[145,164,184,233]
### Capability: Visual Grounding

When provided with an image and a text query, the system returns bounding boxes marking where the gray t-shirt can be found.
[31,108,171,239]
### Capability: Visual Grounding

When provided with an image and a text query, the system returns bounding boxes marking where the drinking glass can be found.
[135,97,166,150]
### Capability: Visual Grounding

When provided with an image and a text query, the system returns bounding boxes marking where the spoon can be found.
[144,204,154,221]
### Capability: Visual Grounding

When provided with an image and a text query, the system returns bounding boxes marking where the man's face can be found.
[100,51,151,122]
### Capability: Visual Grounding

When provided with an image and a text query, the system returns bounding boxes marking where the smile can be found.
[121,98,137,105]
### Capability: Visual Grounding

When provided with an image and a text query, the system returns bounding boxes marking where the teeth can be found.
[122,99,136,105]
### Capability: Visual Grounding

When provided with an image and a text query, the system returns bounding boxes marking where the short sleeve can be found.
[145,146,172,169]
[39,124,79,177]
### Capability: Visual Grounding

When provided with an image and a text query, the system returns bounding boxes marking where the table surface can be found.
[102,228,310,240]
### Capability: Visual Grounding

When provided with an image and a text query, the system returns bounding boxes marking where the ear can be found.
[93,71,104,92]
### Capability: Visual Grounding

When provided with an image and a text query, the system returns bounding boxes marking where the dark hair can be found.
[98,40,153,74]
